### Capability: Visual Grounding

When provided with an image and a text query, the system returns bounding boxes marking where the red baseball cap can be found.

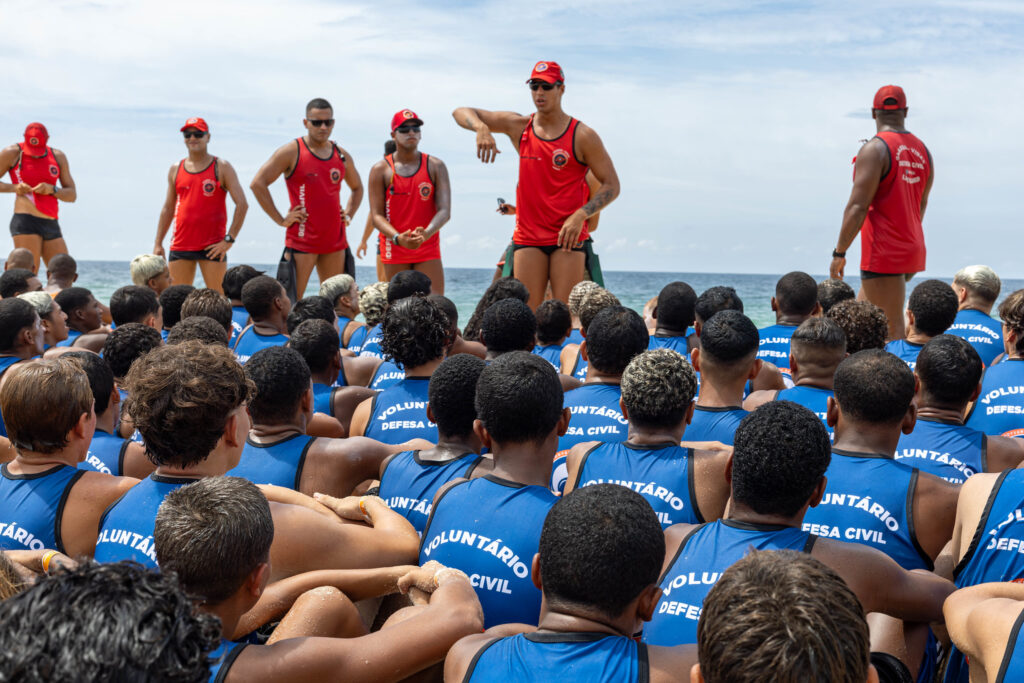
[873,85,907,111]
[23,123,48,154]
[391,109,423,132]
[528,61,564,84]
[180,117,209,133]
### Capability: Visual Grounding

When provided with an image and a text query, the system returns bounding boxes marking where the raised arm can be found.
[451,107,529,163]
[153,164,178,257]
[831,138,886,279]
[250,142,307,228]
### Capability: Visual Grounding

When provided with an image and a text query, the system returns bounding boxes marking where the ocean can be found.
[67,261,1024,330]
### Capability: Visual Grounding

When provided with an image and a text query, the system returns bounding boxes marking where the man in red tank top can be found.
[830,86,934,341]
[251,98,364,298]
[453,61,620,310]
[367,110,451,294]
[153,117,248,293]
[0,123,77,272]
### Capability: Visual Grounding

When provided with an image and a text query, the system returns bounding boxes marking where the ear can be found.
[954,285,968,305]
[906,309,915,330]
[788,353,799,378]
[72,404,95,440]
[109,386,120,409]
[826,396,839,428]
[636,584,662,622]
[811,301,822,316]
[426,404,436,423]
[619,398,629,421]
[556,407,571,437]
[770,296,778,313]
[301,385,314,414]
[690,663,705,683]
[808,476,827,507]
[580,340,588,362]
[246,562,270,599]
[473,419,492,451]
[724,452,734,485]
[530,554,542,590]
[748,358,763,381]
[690,347,701,373]
[331,350,342,371]
[902,398,917,435]
[143,313,157,329]
[684,401,695,426]
[651,305,658,321]
[222,409,245,448]
[970,381,981,403]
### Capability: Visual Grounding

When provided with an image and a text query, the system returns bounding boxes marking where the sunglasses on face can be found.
[395,125,421,134]
[529,81,559,91]
[183,131,206,139]
[308,119,335,127]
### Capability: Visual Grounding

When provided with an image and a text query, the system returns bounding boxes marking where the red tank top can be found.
[380,153,440,264]
[514,115,589,246]
[284,138,347,253]
[858,131,931,273]
[8,143,60,219]
[171,157,227,251]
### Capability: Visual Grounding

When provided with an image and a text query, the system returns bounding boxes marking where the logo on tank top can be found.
[48,164,59,177]
[895,145,927,185]
[418,182,432,200]
[201,179,216,197]
[330,168,342,183]
[552,148,569,170]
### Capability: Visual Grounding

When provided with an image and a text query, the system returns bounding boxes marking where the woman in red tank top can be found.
[0,123,77,272]
[367,110,451,294]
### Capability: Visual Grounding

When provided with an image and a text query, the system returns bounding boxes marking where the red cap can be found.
[527,61,564,84]
[23,123,48,155]
[390,109,423,132]
[873,85,907,111]
[180,117,209,133]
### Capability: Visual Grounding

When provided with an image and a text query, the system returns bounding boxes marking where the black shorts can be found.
[169,248,225,262]
[10,213,62,240]
[870,652,913,683]
[861,270,915,282]
[288,246,356,275]
[513,243,585,256]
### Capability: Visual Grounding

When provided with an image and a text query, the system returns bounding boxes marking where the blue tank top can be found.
[684,406,747,445]
[420,475,557,628]
[312,383,337,417]
[0,355,22,437]
[567,328,584,346]
[378,450,482,534]
[230,433,316,491]
[966,359,1024,438]
[364,377,437,445]
[79,428,131,477]
[0,464,84,553]
[357,323,385,359]
[948,309,1004,367]
[574,441,702,529]
[208,639,249,683]
[776,385,835,439]
[802,449,930,570]
[346,323,369,353]
[94,473,201,567]
[369,360,405,391]
[570,353,588,381]
[885,338,925,370]
[757,323,798,381]
[55,328,82,348]
[643,519,814,646]
[465,632,648,683]
[532,343,564,369]
[648,334,690,356]
[896,417,986,484]
[558,384,627,454]
[232,327,288,365]
[229,306,249,347]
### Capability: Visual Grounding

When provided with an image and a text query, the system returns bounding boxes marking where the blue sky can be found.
[3,0,1024,276]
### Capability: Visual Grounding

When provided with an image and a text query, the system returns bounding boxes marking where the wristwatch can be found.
[224,234,235,244]
[391,233,401,246]
[832,249,846,258]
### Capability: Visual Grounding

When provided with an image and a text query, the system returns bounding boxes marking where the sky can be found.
[2,0,1024,276]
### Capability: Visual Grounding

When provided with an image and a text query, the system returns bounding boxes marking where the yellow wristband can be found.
[41,550,58,574]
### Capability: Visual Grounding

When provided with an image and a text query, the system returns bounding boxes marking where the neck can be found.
[187,150,211,163]
[154,447,235,478]
[231,299,244,308]
[584,367,621,385]
[201,600,242,642]
[654,325,689,337]
[47,277,72,289]
[535,108,568,127]
[304,134,330,151]
[405,358,444,378]
[253,316,287,336]
[696,374,745,408]
[12,448,79,471]
[335,306,356,321]
[915,399,967,424]
[905,327,930,345]
[95,410,116,435]
[727,500,802,528]
[832,420,900,455]
[774,313,805,325]
[3,345,34,361]
[536,608,632,638]
[960,299,994,315]
[249,419,305,440]
[312,370,337,387]
[489,438,558,487]
[626,423,686,446]
[793,366,837,390]
[876,119,905,133]
[394,146,419,163]
[420,434,481,461]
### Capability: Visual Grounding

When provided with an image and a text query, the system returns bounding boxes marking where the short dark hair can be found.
[222,264,264,300]
[0,297,37,350]
[908,279,959,337]
[731,401,831,517]
[699,310,759,364]
[476,351,563,445]
[387,270,432,303]
[826,299,889,354]
[124,342,254,468]
[381,296,452,368]
[427,294,459,331]
[0,268,36,298]
[463,278,530,342]
[999,290,1024,355]
[54,286,94,317]
[110,285,160,326]
[834,349,915,425]
[655,281,697,330]
[535,299,571,345]
[156,476,274,605]
[241,275,285,320]
[245,346,311,424]
[540,484,664,620]
[306,97,332,114]
[288,319,339,374]
[166,316,230,346]
[158,284,195,329]
[1,357,93,455]
[585,306,648,375]
[0,561,220,682]
[775,271,818,317]
[695,286,743,323]
[286,295,336,334]
[102,323,163,379]
[180,289,233,333]
[916,335,982,407]
[64,351,115,415]
[790,317,846,367]
[698,550,869,683]
[621,349,697,429]
[45,253,77,279]
[429,354,486,437]
[817,278,855,314]
[481,299,537,353]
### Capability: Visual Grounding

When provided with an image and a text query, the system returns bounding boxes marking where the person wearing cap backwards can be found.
[453,61,619,310]
[251,98,363,298]
[152,117,248,293]
[366,110,450,294]
[0,123,77,272]
[830,85,934,341]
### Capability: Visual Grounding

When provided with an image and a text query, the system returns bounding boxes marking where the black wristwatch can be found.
[224,234,235,244]
[832,249,846,258]
[391,233,401,246]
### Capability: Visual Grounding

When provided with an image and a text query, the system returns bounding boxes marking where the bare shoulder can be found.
[445,633,499,682]
[77,470,138,499]
[50,148,69,162]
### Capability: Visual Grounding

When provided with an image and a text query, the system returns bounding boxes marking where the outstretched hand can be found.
[830,255,846,280]
[476,128,501,163]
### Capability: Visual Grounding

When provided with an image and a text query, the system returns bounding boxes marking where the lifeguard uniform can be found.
[685,406,747,445]
[757,323,798,382]
[78,428,131,477]
[557,384,627,454]
[885,338,925,370]
[232,326,288,365]
[284,138,347,254]
[379,153,439,264]
[895,418,985,485]
[464,633,647,683]
[966,359,1024,438]
[776,385,835,440]
[0,463,84,552]
[948,309,1004,367]
[364,376,437,445]
[378,450,482,534]
[230,433,316,491]
[169,157,227,260]
[9,129,63,240]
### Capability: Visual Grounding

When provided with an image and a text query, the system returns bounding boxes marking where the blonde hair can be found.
[359,282,389,326]
[954,265,1001,304]
[568,281,601,316]
[17,291,55,318]
[130,254,167,287]
[319,274,356,306]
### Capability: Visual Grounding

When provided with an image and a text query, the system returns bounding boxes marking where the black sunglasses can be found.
[308,118,335,127]
[182,130,206,139]
[395,125,421,134]
[529,81,560,91]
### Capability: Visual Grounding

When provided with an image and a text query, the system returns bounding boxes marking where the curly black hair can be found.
[463,277,530,342]
[245,346,312,425]
[166,316,230,347]
[833,349,915,425]
[101,323,163,379]
[916,335,982,407]
[286,295,336,334]
[695,286,743,323]
[158,284,196,329]
[476,351,563,445]
[585,306,648,375]
[481,299,537,353]
[429,354,487,437]
[826,299,888,354]
[908,279,959,337]
[288,319,340,374]
[380,296,453,369]
[110,285,160,326]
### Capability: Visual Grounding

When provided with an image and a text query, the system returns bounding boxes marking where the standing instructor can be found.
[250,98,363,297]
[453,61,619,310]
[830,85,933,341]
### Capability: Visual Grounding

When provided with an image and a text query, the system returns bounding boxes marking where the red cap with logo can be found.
[23,123,48,155]
[527,61,564,84]
[872,85,907,111]
[180,117,209,133]
[391,109,423,132]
